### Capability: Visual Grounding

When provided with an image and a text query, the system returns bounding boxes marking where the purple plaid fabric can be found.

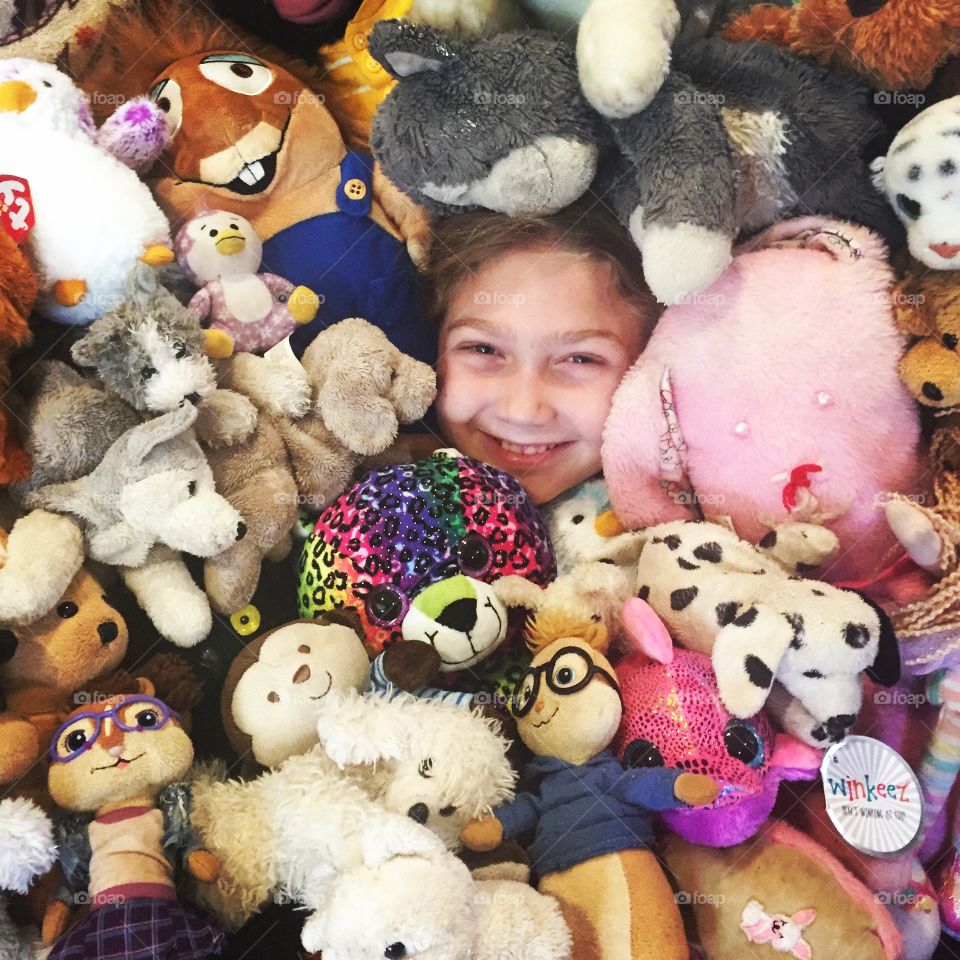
[49,898,225,960]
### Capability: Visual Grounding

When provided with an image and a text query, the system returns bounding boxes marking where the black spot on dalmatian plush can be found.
[758,530,777,549]
[785,612,804,649]
[664,535,682,551]
[638,585,650,601]
[844,623,870,649]
[812,714,857,743]
[716,601,740,626]
[744,655,773,689]
[678,557,699,571]
[803,669,824,679]
[671,587,698,610]
[734,607,758,627]
[693,541,722,563]
[812,589,825,597]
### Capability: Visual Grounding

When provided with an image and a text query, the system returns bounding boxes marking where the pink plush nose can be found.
[930,242,960,259]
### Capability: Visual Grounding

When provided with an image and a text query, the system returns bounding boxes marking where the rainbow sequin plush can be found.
[298,452,556,674]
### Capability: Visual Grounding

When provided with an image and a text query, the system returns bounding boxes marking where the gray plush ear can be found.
[126,261,160,307]
[368,20,458,79]
[71,321,123,370]
[122,403,197,467]
[26,476,98,523]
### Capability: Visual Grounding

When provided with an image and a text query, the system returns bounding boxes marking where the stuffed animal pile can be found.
[2,0,960,958]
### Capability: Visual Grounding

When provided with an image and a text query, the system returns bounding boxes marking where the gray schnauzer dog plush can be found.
[370,22,897,305]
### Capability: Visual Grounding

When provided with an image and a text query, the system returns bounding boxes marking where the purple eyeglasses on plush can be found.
[49,695,180,764]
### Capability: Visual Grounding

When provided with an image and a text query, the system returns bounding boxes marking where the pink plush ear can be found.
[791,909,817,928]
[621,597,674,664]
[770,733,824,775]
[741,919,774,943]
[792,938,813,960]
[737,216,886,264]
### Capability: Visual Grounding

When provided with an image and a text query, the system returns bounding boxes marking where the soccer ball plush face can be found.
[176,210,263,283]
[298,453,555,668]
[873,97,960,271]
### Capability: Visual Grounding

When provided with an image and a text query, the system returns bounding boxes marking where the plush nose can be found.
[436,598,477,633]
[100,719,124,751]
[407,803,429,825]
[98,622,119,645]
[534,699,545,714]
[0,629,18,664]
[923,381,945,402]
[930,242,960,260]
[235,521,247,541]
[292,664,311,684]
[0,80,37,113]
[186,393,201,404]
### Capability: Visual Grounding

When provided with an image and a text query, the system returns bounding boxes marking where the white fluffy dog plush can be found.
[302,843,572,960]
[315,691,516,853]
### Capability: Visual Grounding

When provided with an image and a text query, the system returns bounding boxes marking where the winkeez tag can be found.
[0,176,34,243]
[821,736,923,857]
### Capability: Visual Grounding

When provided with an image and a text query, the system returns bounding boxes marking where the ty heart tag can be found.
[0,176,34,243]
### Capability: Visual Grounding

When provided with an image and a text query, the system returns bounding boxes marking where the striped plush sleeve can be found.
[919,669,960,835]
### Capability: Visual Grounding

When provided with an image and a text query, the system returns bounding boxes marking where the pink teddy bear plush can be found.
[176,210,320,357]
[602,216,923,583]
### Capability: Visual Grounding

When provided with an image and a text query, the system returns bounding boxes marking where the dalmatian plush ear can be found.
[368,19,462,80]
[853,592,900,687]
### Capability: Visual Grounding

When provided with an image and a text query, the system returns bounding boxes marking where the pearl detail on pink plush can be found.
[816,391,833,408]
[733,420,750,438]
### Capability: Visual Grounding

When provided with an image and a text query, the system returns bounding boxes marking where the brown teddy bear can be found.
[723,0,960,92]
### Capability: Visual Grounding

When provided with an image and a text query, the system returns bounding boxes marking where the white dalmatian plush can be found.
[633,520,900,746]
[872,96,960,271]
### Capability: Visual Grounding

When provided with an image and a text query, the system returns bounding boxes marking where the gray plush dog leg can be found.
[608,73,736,303]
[122,546,212,648]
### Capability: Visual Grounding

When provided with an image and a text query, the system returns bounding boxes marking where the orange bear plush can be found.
[0,229,35,485]
[724,0,960,92]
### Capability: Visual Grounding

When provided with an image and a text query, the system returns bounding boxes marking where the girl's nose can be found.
[497,372,554,425]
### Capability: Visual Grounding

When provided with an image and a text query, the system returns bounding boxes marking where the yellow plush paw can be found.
[53,279,87,306]
[187,849,222,882]
[204,328,235,359]
[289,285,320,324]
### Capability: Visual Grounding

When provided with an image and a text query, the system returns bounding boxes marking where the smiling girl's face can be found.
[436,247,646,505]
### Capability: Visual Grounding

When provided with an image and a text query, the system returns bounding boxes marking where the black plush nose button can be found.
[186,393,201,405]
[923,381,944,402]
[407,802,429,824]
[0,629,17,664]
[235,521,247,541]
[98,621,119,645]
[437,598,477,633]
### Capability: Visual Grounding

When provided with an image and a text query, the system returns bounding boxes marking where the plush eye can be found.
[724,720,764,768]
[513,673,536,713]
[267,691,280,703]
[198,55,273,96]
[456,532,492,576]
[173,340,188,359]
[384,944,407,959]
[148,77,183,138]
[209,228,219,237]
[140,366,157,382]
[65,729,87,752]
[571,514,585,525]
[365,585,406,626]
[57,601,78,618]
[944,333,959,350]
[230,604,261,636]
[418,757,433,779]
[187,480,197,496]
[549,651,590,690]
[896,193,922,221]
[439,804,456,817]
[42,80,52,88]
[135,709,160,728]
[622,739,665,769]
[230,223,239,230]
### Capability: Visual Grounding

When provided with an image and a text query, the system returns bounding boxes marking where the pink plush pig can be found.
[602,217,923,582]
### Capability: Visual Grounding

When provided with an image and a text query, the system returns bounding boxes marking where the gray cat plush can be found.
[370,22,897,304]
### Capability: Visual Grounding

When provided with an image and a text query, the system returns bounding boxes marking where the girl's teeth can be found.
[500,440,557,455]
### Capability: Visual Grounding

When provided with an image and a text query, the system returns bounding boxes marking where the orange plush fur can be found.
[0,231,35,484]
[724,0,960,91]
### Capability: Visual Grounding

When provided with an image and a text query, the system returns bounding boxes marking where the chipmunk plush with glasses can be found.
[41,681,225,960]
[461,603,718,960]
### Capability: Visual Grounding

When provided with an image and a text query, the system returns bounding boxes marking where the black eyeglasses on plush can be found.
[512,645,621,718]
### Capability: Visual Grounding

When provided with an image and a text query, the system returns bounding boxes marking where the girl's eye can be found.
[565,354,602,366]
[464,343,497,356]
